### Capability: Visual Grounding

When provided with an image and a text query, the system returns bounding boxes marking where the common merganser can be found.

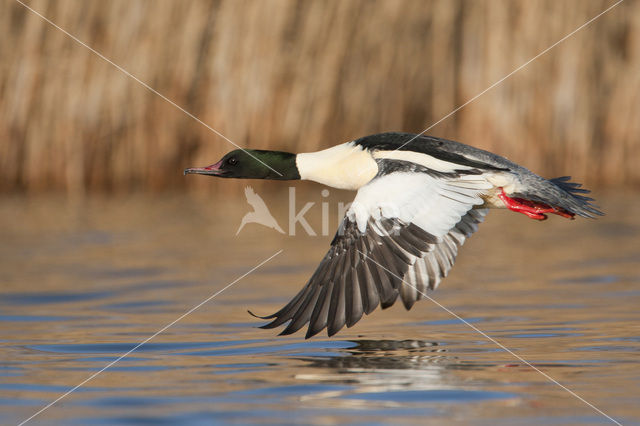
[185,132,602,338]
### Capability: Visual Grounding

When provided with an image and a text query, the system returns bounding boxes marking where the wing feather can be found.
[254,168,490,338]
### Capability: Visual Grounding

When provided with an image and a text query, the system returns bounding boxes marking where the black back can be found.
[353,132,509,172]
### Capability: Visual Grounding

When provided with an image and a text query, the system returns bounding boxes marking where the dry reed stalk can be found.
[0,0,637,195]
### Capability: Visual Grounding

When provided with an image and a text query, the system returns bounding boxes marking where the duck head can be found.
[184,149,300,180]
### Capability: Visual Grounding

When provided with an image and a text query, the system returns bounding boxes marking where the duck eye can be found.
[227,157,237,166]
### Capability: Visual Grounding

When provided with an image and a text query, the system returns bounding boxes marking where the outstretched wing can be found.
[398,208,487,310]
[253,162,492,338]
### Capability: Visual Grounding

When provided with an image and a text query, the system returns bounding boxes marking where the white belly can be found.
[481,172,522,208]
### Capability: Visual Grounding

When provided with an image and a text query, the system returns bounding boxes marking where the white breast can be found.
[296,142,378,190]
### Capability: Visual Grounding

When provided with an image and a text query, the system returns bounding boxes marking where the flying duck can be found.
[184,132,602,338]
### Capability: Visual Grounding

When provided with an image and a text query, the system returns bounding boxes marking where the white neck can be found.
[295,142,378,190]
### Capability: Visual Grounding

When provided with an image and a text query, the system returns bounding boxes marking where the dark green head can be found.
[184,149,300,180]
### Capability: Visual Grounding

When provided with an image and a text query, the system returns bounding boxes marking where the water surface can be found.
[1,192,639,425]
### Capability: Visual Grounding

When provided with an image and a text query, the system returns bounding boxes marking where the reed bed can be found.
[0,0,638,194]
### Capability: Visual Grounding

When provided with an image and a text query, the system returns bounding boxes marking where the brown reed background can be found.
[0,0,638,194]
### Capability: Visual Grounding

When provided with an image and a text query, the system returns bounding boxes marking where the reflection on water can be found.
[1,193,639,425]
[293,340,509,405]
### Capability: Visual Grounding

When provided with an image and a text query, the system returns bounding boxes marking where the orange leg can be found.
[498,188,575,221]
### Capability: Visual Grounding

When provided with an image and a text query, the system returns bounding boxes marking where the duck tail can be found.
[547,176,604,218]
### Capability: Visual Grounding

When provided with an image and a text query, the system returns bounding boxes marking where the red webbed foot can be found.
[498,189,575,221]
